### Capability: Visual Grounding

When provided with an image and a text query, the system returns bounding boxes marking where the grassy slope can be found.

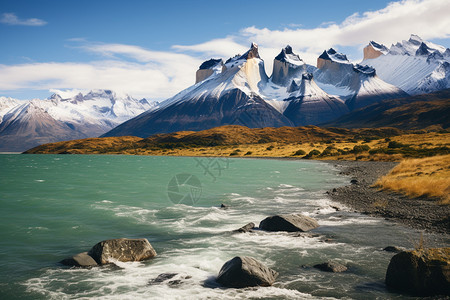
[322,89,450,129]
[375,155,450,204]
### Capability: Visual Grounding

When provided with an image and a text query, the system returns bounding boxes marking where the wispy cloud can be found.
[177,0,450,64]
[0,13,47,26]
[0,42,203,100]
[1,0,449,100]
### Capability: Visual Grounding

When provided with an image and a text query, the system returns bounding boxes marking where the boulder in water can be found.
[385,248,450,296]
[88,238,157,265]
[60,252,98,268]
[216,256,278,288]
[259,213,319,232]
[314,261,347,273]
[233,222,255,233]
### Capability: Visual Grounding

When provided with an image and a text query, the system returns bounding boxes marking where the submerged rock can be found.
[383,246,405,253]
[385,248,450,296]
[259,213,319,232]
[88,238,157,265]
[216,256,278,288]
[60,252,98,268]
[314,261,347,273]
[233,222,255,233]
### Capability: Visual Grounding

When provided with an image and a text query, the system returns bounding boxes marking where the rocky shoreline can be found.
[325,160,450,235]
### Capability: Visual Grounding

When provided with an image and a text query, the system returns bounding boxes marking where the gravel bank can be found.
[326,160,450,234]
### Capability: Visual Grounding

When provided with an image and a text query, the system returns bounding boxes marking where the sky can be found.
[0,0,449,101]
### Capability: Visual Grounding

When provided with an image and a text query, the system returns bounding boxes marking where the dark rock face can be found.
[240,43,260,60]
[216,256,278,288]
[88,238,157,265]
[283,95,349,126]
[385,248,450,296]
[199,59,223,70]
[259,214,319,232]
[314,261,348,273]
[103,89,293,138]
[234,222,255,233]
[383,246,405,253]
[60,252,98,267]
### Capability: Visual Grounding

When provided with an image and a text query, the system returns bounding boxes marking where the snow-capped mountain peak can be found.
[0,90,158,151]
[361,34,450,95]
[195,58,224,83]
[271,45,306,86]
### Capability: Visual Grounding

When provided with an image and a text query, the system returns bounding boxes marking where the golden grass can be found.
[375,155,450,204]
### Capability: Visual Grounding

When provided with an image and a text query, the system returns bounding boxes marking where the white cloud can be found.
[172,37,249,58]
[0,13,47,26]
[0,59,200,100]
[1,0,449,100]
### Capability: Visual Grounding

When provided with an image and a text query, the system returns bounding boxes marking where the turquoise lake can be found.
[0,154,447,299]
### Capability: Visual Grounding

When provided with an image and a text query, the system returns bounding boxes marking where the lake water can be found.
[0,154,447,299]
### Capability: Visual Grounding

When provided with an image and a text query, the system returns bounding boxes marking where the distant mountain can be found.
[361,34,450,95]
[0,90,157,151]
[322,89,450,129]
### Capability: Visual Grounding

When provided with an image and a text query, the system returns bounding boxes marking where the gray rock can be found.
[60,252,98,267]
[216,256,278,288]
[386,248,450,296]
[88,238,157,265]
[314,261,347,273]
[233,222,255,233]
[383,246,405,253]
[259,213,319,232]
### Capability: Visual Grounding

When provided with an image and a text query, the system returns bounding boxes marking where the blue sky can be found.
[1,0,449,100]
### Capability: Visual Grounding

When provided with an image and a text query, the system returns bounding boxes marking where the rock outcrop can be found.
[216,256,278,288]
[363,41,388,60]
[271,45,305,86]
[195,59,224,83]
[259,213,319,232]
[233,222,255,233]
[314,261,347,273]
[88,238,157,265]
[60,252,98,267]
[385,248,450,296]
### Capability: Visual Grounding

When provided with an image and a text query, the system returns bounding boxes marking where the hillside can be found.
[24,125,449,162]
[322,89,450,129]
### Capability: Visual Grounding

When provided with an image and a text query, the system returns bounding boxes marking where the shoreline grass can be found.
[374,155,450,204]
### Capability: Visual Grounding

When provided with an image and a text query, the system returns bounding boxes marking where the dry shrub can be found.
[375,155,450,204]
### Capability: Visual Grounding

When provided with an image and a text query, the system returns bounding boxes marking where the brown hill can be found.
[322,89,450,129]
[24,125,405,154]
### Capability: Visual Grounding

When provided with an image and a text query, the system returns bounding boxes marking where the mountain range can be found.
[103,35,448,138]
[0,90,157,151]
[1,34,449,151]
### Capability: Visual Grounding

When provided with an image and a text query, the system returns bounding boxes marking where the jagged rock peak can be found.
[49,93,62,101]
[353,64,376,76]
[195,58,224,83]
[199,58,223,70]
[240,42,260,60]
[318,48,349,63]
[302,72,313,81]
[408,34,423,45]
[415,42,432,56]
[369,41,389,52]
[275,45,303,64]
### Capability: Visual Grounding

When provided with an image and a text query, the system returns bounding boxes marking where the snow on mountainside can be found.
[313,48,408,109]
[0,90,157,151]
[103,45,356,138]
[103,43,293,138]
[362,34,450,94]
